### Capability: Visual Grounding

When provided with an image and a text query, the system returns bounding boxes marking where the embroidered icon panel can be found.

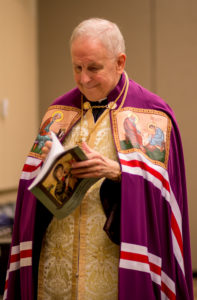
[112,107,172,168]
[30,105,81,159]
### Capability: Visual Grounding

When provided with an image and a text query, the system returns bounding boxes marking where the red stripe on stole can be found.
[171,213,183,257]
[10,249,32,263]
[120,159,170,192]
[120,251,149,264]
[22,162,41,172]
[121,251,161,276]
[20,249,32,259]
[10,253,20,263]
[149,262,161,276]
[161,281,176,300]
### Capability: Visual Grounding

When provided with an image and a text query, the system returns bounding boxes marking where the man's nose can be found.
[80,70,91,84]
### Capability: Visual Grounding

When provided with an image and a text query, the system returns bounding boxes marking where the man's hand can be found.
[71,142,121,181]
[41,141,53,160]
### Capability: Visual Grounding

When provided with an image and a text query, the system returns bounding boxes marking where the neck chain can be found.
[77,72,129,145]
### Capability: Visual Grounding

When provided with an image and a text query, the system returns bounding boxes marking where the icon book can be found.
[28,132,98,219]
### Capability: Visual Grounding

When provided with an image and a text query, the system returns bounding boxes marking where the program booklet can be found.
[28,131,99,219]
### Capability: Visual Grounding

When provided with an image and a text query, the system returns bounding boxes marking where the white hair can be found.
[70,18,126,57]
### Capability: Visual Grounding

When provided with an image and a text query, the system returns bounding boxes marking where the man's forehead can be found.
[71,35,103,47]
[71,37,111,57]
[71,49,106,65]
[72,60,102,66]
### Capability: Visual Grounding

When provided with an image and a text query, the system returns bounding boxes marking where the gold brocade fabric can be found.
[38,109,120,300]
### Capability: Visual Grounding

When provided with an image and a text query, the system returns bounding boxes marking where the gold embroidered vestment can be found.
[38,109,120,300]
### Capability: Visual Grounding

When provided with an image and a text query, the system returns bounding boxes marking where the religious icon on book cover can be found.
[40,153,79,208]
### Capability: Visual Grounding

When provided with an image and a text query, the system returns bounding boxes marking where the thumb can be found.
[80,142,93,154]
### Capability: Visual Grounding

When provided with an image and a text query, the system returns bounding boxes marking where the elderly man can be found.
[4,18,193,300]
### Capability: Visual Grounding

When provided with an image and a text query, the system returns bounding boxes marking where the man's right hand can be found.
[41,141,53,160]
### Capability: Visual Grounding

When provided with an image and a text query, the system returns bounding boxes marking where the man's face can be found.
[71,37,124,101]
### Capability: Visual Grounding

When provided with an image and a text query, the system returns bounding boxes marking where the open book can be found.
[28,132,99,219]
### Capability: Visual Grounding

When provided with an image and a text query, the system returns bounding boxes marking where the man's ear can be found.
[116,53,126,74]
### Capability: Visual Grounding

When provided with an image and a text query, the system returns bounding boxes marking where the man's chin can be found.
[82,91,103,102]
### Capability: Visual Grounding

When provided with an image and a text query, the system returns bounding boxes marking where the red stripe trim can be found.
[10,253,20,263]
[120,251,149,264]
[171,213,183,256]
[120,159,170,192]
[20,249,32,259]
[149,262,161,276]
[5,244,33,296]
[121,156,184,274]
[161,281,176,300]
[10,249,32,263]
[121,251,161,276]
[22,162,41,172]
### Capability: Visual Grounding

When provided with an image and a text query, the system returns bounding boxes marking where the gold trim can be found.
[111,107,172,169]
[69,112,81,132]
[71,207,81,300]
[47,104,81,113]
[28,152,44,159]
[78,195,88,300]
[115,72,129,113]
